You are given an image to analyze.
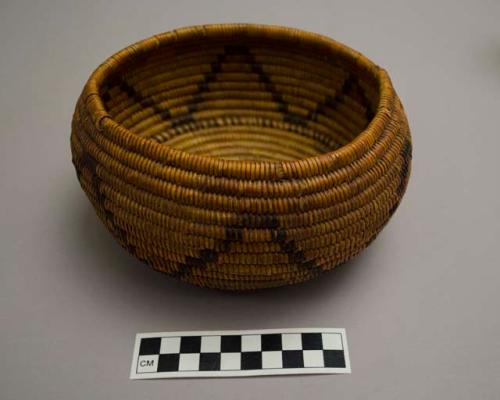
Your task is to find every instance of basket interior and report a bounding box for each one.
[101,34,379,162]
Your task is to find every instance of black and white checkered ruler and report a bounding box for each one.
[130,328,350,379]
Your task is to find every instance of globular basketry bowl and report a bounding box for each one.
[71,24,412,290]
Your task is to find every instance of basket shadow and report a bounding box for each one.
[476,39,500,77]
[69,197,380,328]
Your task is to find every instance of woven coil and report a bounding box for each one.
[71,24,412,290]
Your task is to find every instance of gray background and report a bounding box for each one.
[1,0,499,398]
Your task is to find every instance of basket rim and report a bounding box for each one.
[82,23,395,179]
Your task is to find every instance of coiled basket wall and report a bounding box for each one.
[71,24,412,290]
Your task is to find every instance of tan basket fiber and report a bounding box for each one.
[71,24,412,290]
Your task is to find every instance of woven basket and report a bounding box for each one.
[71,24,412,290]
